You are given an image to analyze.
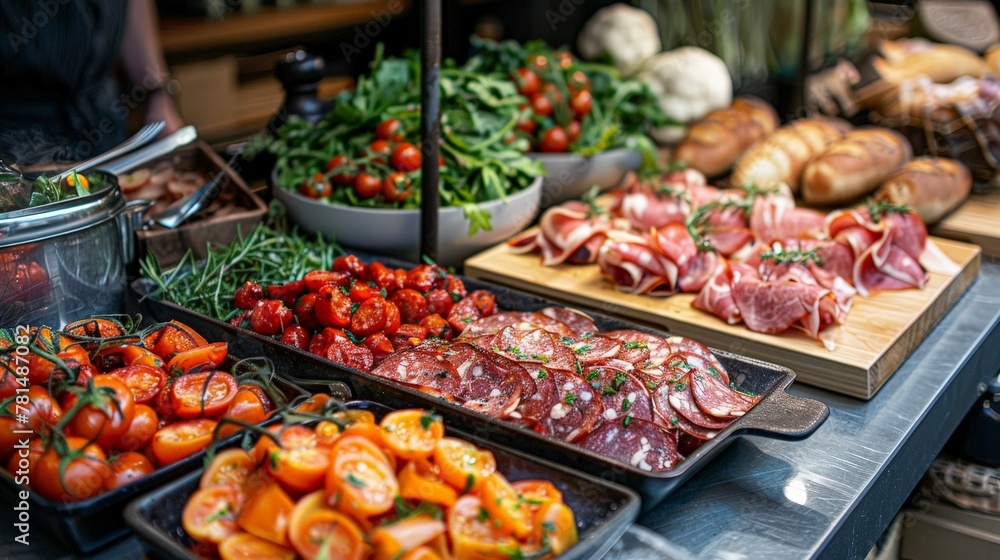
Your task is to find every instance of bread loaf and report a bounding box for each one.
[673,97,779,178]
[874,39,989,85]
[730,116,851,192]
[801,128,912,205]
[874,157,972,225]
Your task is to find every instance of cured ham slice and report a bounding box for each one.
[651,223,720,293]
[693,258,740,325]
[597,231,680,295]
[580,418,681,472]
[615,176,688,231]
[750,186,826,245]
[828,206,934,296]
[514,201,618,266]
[749,241,857,318]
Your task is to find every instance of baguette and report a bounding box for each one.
[874,39,989,85]
[801,128,912,205]
[673,97,779,178]
[730,116,851,192]
[873,157,972,225]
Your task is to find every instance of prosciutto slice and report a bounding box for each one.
[827,207,937,296]
[508,201,616,266]
[693,258,740,325]
[750,186,826,245]
[597,230,680,295]
[651,223,720,293]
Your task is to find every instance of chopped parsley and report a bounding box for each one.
[612,371,628,390]
[531,354,550,362]
[602,385,618,396]
[623,415,633,428]
[344,329,365,344]
[536,369,549,380]
[670,416,680,427]
[573,344,592,354]
[560,336,575,345]
[346,473,367,488]
[585,370,600,382]
[491,345,502,353]
[463,474,476,493]
[674,381,687,391]
[580,332,595,339]
[461,317,473,324]
[574,360,583,374]
[350,302,359,314]
[708,366,720,377]
[621,398,632,411]
[451,291,462,302]
[420,410,438,430]
[339,284,350,295]
[379,288,388,298]
[646,381,658,391]
[564,393,578,405]
[206,503,232,523]
[477,507,490,522]
[624,340,648,349]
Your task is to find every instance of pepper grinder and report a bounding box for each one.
[272,50,327,129]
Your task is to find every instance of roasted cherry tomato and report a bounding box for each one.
[315,285,353,328]
[390,142,422,172]
[250,300,293,336]
[151,418,218,466]
[170,371,239,419]
[333,255,367,279]
[267,280,306,308]
[405,264,442,292]
[424,288,454,317]
[302,270,350,293]
[420,314,453,340]
[389,288,429,324]
[143,321,208,361]
[364,332,395,363]
[539,126,569,153]
[375,117,405,142]
[366,262,397,292]
[64,317,126,338]
[63,374,136,450]
[109,363,166,405]
[390,324,429,350]
[323,331,374,372]
[382,172,412,202]
[104,451,155,491]
[292,292,322,331]
[349,281,380,303]
[32,436,111,503]
[514,67,540,96]
[165,342,229,376]
[234,281,266,310]
[351,296,389,336]
[280,325,311,351]
[353,172,382,199]
[325,154,357,185]
[117,403,159,451]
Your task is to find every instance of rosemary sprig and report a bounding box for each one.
[140,209,343,320]
[759,246,825,267]
[866,198,910,224]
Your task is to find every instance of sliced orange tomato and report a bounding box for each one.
[65,317,127,339]
[170,371,238,419]
[99,344,165,370]
[236,482,295,547]
[399,546,444,560]
[250,424,322,465]
[218,532,296,560]
[150,418,217,466]
[218,387,271,438]
[165,342,229,375]
[433,437,496,493]
[143,321,209,360]
[397,459,457,509]
[267,445,330,495]
[380,409,444,461]
[448,494,520,560]
[480,473,534,540]
[290,507,368,560]
[109,363,166,405]
[314,420,342,447]
[182,485,243,544]
[293,393,331,414]
[533,500,578,555]
[371,514,446,560]
[340,419,384,447]
[201,449,256,490]
[326,435,398,518]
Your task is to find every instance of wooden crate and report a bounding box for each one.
[933,189,1000,257]
[466,236,982,400]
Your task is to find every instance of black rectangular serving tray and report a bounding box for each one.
[125,400,640,560]
[132,266,829,509]
[0,373,308,554]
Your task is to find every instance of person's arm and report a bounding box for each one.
[120,0,184,133]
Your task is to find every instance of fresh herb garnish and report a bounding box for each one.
[564,393,578,405]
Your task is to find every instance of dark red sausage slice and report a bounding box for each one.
[459,311,577,339]
[663,342,730,385]
[539,307,598,336]
[512,365,560,435]
[580,418,681,472]
[582,364,654,424]
[651,375,728,431]
[605,329,674,367]
[370,346,461,396]
[540,369,604,442]
[690,364,758,419]
[443,343,526,418]
[489,326,577,371]
[559,334,622,366]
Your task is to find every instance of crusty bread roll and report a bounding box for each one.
[874,157,972,225]
[874,39,989,85]
[986,44,1000,76]
[673,97,779,178]
[730,116,852,192]
[801,127,913,205]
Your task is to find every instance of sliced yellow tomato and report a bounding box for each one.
[371,514,446,560]
[236,483,295,547]
[291,508,368,560]
[326,436,399,519]
[481,473,534,540]
[379,409,444,461]
[448,495,520,560]
[398,459,457,508]
[182,486,242,544]
[218,531,296,560]
[534,500,578,555]
[201,449,256,490]
[433,437,496,493]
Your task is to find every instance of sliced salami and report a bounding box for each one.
[651,386,721,441]
[663,340,730,384]
[580,418,681,472]
[539,307,598,336]
[459,312,536,338]
[690,365,759,419]
[443,343,526,418]
[663,350,730,385]
[651,376,728,430]
[512,365,561,434]
[582,364,654,424]
[558,333,622,366]
[489,326,577,371]
[540,369,604,442]
[604,329,674,367]
[371,347,461,396]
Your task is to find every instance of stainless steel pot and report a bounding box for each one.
[0,170,149,327]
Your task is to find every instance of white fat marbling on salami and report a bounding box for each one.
[371,348,461,395]
[539,369,604,442]
[583,364,654,423]
[539,307,598,335]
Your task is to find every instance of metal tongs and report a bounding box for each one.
[51,121,165,183]
[151,165,230,229]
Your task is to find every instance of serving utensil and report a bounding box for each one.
[52,121,165,183]
[101,125,198,175]
[151,152,237,229]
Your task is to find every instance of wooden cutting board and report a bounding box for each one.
[465,237,982,400]
[933,191,1000,258]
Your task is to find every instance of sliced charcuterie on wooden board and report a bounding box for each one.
[933,191,1000,258]
[465,236,981,399]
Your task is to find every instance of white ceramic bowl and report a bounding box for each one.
[530,148,642,207]
[272,175,542,266]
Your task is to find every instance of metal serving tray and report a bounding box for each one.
[132,268,829,509]
[125,400,640,560]
[0,373,307,553]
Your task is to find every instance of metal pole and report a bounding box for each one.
[795,0,815,115]
[420,0,442,263]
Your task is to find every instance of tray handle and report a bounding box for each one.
[737,390,830,440]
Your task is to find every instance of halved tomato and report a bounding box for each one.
[236,482,295,546]
[109,363,166,404]
[201,448,256,489]
[379,409,444,461]
[397,459,457,509]
[143,321,209,361]
[480,473,534,539]
[533,500,578,554]
[371,514,445,560]
[170,371,238,419]
[433,437,496,492]
[448,494,519,560]
[289,492,368,560]
[165,342,229,375]
[182,485,242,544]
[150,418,218,466]
[325,435,398,518]
[218,532,295,560]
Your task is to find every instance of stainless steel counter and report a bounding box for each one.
[4,260,1000,560]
